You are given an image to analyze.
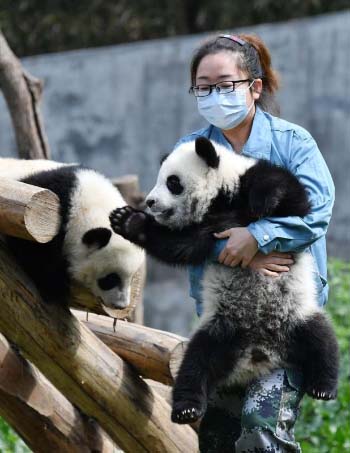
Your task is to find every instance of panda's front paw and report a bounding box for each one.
[109,206,147,244]
[171,399,206,424]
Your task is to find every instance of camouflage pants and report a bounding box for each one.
[198,368,304,453]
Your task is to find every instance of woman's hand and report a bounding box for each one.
[214,227,258,268]
[248,251,294,277]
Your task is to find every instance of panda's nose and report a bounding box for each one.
[146,199,155,208]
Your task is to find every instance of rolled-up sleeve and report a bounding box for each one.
[247,133,335,254]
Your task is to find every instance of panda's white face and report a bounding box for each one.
[71,227,144,309]
[64,169,144,309]
[146,138,255,229]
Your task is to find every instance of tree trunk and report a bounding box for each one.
[0,30,50,159]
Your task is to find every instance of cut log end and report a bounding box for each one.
[0,179,61,243]
[24,188,61,242]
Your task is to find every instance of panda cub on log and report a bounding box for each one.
[0,158,144,309]
[109,137,339,424]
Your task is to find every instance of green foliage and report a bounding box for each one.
[0,417,30,452]
[0,0,349,56]
[296,258,350,452]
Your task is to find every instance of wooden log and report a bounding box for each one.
[74,311,187,385]
[0,333,117,453]
[0,178,60,242]
[0,30,50,159]
[75,314,200,432]
[0,240,198,453]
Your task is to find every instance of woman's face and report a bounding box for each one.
[195,51,261,106]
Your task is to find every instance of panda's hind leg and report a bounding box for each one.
[288,312,339,400]
[172,316,242,424]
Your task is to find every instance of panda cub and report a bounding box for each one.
[109,137,339,424]
[0,158,144,309]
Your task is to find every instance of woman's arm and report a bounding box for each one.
[247,134,334,254]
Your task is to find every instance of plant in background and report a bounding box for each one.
[296,259,350,453]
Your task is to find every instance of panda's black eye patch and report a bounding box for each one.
[82,228,112,249]
[97,273,122,291]
[166,175,183,195]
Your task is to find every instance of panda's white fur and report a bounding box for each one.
[148,141,255,228]
[63,168,144,308]
[200,253,320,385]
[0,157,72,180]
[1,158,144,309]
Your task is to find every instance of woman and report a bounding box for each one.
[175,34,335,452]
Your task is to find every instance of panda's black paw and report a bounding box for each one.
[171,400,206,424]
[109,206,147,244]
[306,384,338,401]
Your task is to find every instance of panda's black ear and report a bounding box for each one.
[195,137,220,168]
[160,153,169,166]
[82,228,112,249]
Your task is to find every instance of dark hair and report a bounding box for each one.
[190,33,280,115]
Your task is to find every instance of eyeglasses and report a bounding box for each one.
[189,79,251,97]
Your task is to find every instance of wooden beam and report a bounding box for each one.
[0,30,50,159]
[0,178,60,242]
[74,311,187,385]
[0,333,117,453]
[75,314,200,432]
[0,240,198,452]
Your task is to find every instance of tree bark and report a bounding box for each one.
[0,178,60,242]
[0,239,198,453]
[0,333,117,453]
[0,30,50,159]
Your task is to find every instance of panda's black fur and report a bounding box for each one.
[110,137,339,425]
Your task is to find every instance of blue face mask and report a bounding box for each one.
[197,81,254,130]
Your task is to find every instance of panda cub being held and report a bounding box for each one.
[0,159,144,310]
[109,137,339,424]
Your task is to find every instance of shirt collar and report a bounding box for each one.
[208,106,272,160]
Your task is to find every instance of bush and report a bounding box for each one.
[0,0,349,56]
[0,417,30,452]
[296,258,350,452]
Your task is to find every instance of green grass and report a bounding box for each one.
[0,258,349,452]
[296,258,350,452]
[0,418,30,452]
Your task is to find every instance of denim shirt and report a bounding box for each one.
[175,107,335,314]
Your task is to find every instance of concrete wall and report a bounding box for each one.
[0,11,349,334]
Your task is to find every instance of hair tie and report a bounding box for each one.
[218,34,246,46]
